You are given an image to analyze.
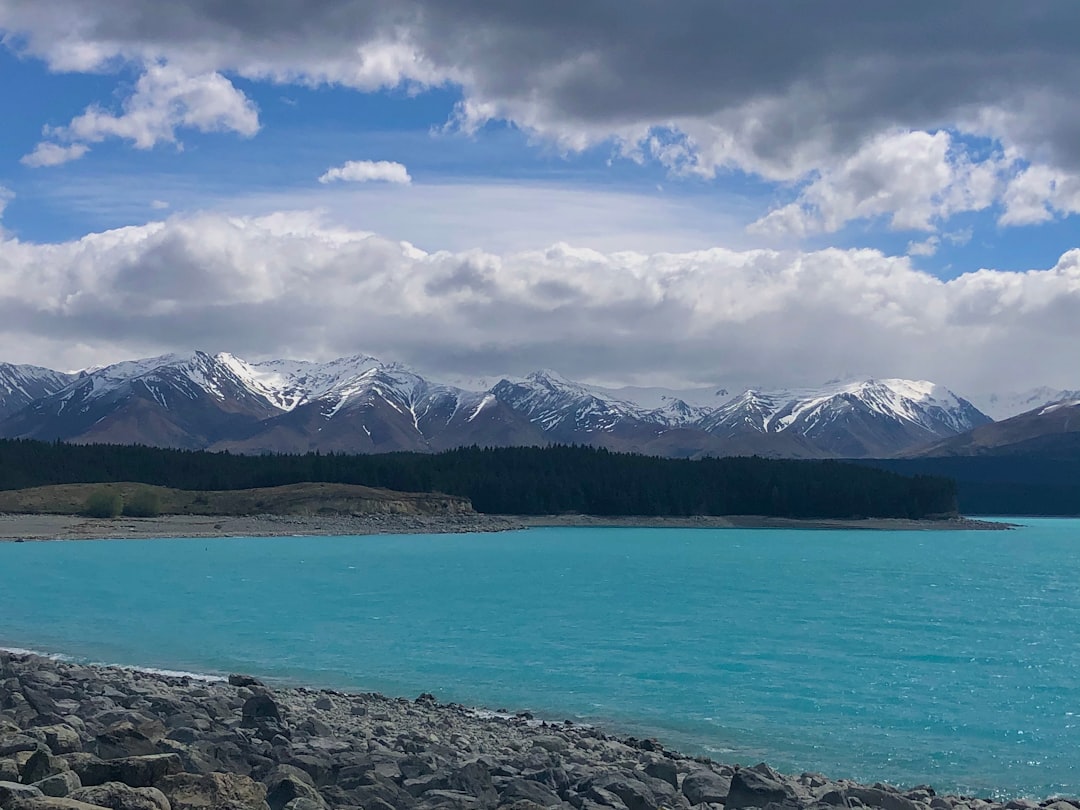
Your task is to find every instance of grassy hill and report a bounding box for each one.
[0,481,473,517]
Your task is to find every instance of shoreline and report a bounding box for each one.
[0,512,1010,541]
[0,649,1060,809]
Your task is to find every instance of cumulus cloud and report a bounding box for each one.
[24,63,259,166]
[4,1,1080,221]
[0,211,1077,393]
[318,160,411,185]
[748,131,1004,237]
[999,164,1080,226]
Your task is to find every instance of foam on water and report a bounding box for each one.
[1,520,1079,799]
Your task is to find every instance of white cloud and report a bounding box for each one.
[25,64,259,165]
[20,142,91,168]
[999,164,1080,226]
[150,199,170,210]
[907,237,940,257]
[0,186,11,220]
[748,131,1005,237]
[318,160,412,185]
[0,211,1078,393]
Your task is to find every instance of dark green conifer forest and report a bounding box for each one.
[0,439,957,519]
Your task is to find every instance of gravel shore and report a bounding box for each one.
[0,651,1058,810]
[0,514,1006,541]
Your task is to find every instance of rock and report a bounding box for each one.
[282,801,323,810]
[642,760,678,791]
[589,776,658,810]
[158,773,269,810]
[76,755,182,789]
[33,771,82,798]
[584,786,629,810]
[227,677,263,689]
[0,735,42,757]
[92,724,161,759]
[12,799,120,810]
[0,779,46,805]
[724,770,795,810]
[262,767,325,810]
[497,779,562,807]
[847,788,922,810]
[68,783,171,810]
[241,697,281,726]
[681,770,731,806]
[29,727,82,756]
[530,738,568,754]
[22,751,69,785]
[419,789,483,810]
[1,758,21,782]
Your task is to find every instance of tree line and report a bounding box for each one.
[0,439,958,519]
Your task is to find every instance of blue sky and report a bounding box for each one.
[0,2,1078,392]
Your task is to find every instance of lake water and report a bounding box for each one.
[2,520,1079,799]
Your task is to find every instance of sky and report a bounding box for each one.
[0,1,1079,395]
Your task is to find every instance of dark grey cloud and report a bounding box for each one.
[4,1,1080,176]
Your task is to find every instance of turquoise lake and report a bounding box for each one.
[2,520,1079,799]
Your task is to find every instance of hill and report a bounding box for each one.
[907,399,1080,460]
[0,481,472,518]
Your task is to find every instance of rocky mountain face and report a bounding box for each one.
[0,363,77,421]
[0,351,1001,458]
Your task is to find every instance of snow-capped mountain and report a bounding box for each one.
[969,387,1080,421]
[0,351,998,458]
[0,363,77,420]
[2,352,285,448]
[700,379,991,458]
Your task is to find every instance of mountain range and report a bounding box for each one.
[0,351,1074,459]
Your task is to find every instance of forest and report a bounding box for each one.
[0,439,958,519]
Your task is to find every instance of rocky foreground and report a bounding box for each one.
[0,652,1062,810]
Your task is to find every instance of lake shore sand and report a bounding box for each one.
[0,512,1008,541]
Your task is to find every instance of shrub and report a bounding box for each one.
[123,487,162,518]
[82,488,123,518]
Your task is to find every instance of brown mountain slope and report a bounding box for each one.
[907,399,1080,458]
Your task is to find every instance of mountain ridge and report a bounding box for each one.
[0,350,1063,459]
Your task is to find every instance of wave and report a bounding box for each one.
[0,645,225,683]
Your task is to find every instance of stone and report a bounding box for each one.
[262,767,325,810]
[590,777,658,810]
[497,779,562,806]
[227,676,263,689]
[725,770,795,810]
[29,727,82,756]
[76,755,182,789]
[158,773,269,810]
[0,779,46,805]
[0,735,42,757]
[33,771,82,798]
[281,801,323,810]
[22,750,69,785]
[530,738,568,754]
[1,758,21,782]
[642,760,678,791]
[681,770,731,805]
[419,790,482,810]
[13,799,120,810]
[241,697,281,726]
[70,782,172,810]
[847,788,922,810]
